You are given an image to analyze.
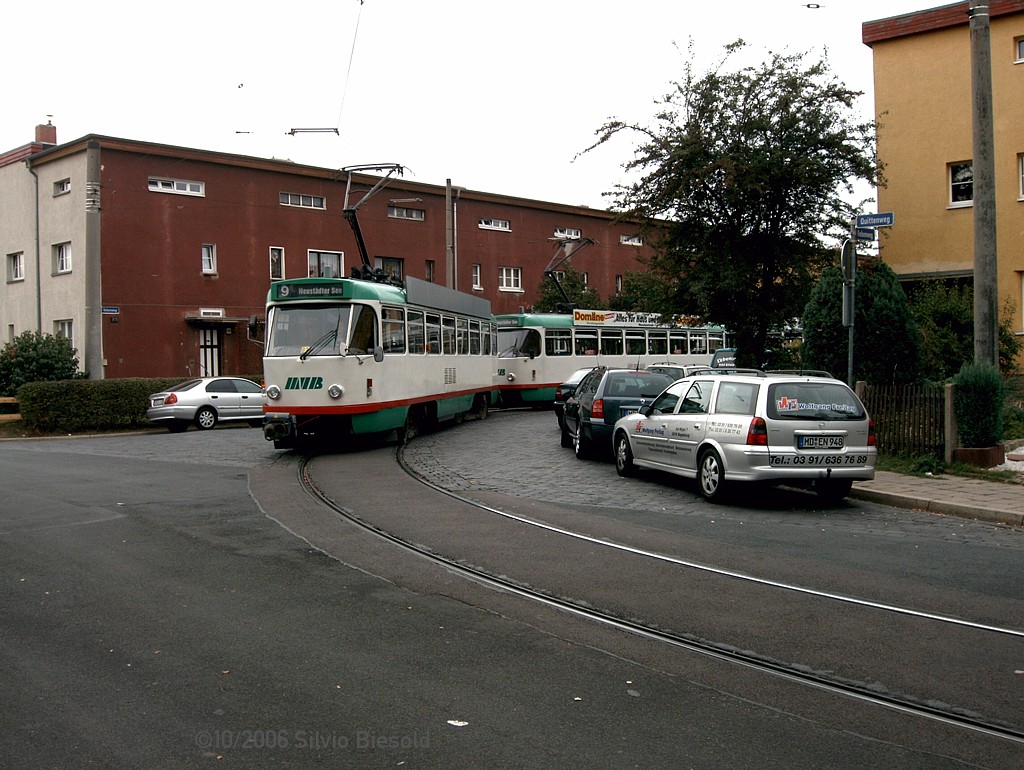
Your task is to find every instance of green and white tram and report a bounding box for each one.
[261,276,496,448]
[495,309,729,407]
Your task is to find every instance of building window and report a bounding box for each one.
[279,192,326,209]
[1015,36,1024,63]
[308,250,342,278]
[375,256,404,281]
[425,260,435,283]
[388,206,425,221]
[7,252,24,282]
[53,178,71,196]
[554,226,581,240]
[269,247,284,280]
[949,161,973,207]
[53,242,72,274]
[615,274,623,294]
[498,266,523,292]
[201,244,217,274]
[1018,155,1024,200]
[619,234,643,246]
[478,217,511,231]
[55,319,73,347]
[149,177,205,196]
[472,263,482,290]
[582,272,589,286]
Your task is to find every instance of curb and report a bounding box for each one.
[849,487,1024,527]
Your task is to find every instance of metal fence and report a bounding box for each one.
[858,383,945,457]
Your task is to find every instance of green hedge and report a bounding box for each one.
[952,363,1005,448]
[16,375,265,434]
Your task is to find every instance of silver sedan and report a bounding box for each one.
[146,377,265,432]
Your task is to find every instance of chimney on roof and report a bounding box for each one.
[35,122,57,145]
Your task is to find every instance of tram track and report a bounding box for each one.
[296,447,1024,748]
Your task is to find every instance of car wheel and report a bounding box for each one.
[560,421,573,448]
[573,424,591,460]
[167,421,189,433]
[698,448,726,502]
[815,478,853,502]
[614,432,635,477]
[194,407,218,431]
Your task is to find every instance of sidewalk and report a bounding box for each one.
[852,470,1023,527]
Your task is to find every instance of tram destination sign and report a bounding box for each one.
[856,212,894,228]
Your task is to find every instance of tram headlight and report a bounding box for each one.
[328,384,344,399]
[506,373,516,382]
[266,385,282,400]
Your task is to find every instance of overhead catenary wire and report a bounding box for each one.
[334,0,366,136]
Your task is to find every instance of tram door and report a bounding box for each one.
[199,328,221,377]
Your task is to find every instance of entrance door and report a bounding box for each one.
[199,328,221,377]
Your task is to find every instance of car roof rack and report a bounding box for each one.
[766,369,835,378]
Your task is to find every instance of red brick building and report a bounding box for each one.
[1,125,654,379]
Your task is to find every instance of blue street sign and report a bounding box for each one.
[855,227,876,242]
[856,212,894,228]
[101,306,119,315]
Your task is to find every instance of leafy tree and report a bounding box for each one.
[908,281,974,381]
[802,260,921,384]
[0,331,85,396]
[584,41,879,368]
[607,270,674,315]
[531,267,605,312]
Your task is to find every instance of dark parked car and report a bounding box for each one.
[561,367,674,459]
[553,366,597,428]
[146,377,265,432]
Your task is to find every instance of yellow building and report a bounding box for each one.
[863,0,1024,360]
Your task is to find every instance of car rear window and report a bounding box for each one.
[766,381,865,420]
[606,373,672,397]
[168,379,202,393]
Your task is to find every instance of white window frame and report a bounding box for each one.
[619,234,643,246]
[949,161,973,207]
[279,192,326,210]
[472,263,483,290]
[55,319,73,347]
[1015,36,1024,63]
[478,217,511,232]
[554,226,581,240]
[149,177,205,197]
[53,178,71,196]
[307,250,343,278]
[498,266,523,293]
[1018,155,1024,201]
[54,242,72,274]
[7,252,24,282]
[270,246,285,280]
[388,206,426,221]
[615,274,623,294]
[201,243,217,275]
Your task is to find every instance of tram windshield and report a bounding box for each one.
[266,304,377,357]
[498,328,542,358]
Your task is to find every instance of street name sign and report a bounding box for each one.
[856,212,894,228]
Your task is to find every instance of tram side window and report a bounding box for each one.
[469,320,481,354]
[408,310,426,354]
[382,307,406,354]
[425,313,441,354]
[442,316,456,354]
[648,330,668,356]
[690,332,708,356]
[707,332,725,353]
[600,329,624,356]
[487,324,496,356]
[457,318,469,354]
[575,329,598,356]
[626,330,646,356]
[545,329,572,356]
[670,331,688,355]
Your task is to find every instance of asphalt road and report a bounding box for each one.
[1,419,1021,768]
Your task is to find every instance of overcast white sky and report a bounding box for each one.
[5,0,944,209]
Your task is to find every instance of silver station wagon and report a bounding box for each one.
[612,372,876,502]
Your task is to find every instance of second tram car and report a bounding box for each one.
[495,309,729,407]
[261,276,496,448]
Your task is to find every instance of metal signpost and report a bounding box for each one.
[843,213,894,384]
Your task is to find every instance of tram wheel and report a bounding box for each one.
[473,394,489,421]
[400,408,420,445]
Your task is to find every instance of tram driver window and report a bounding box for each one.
[347,305,377,355]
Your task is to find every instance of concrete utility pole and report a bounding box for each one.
[969,0,999,367]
